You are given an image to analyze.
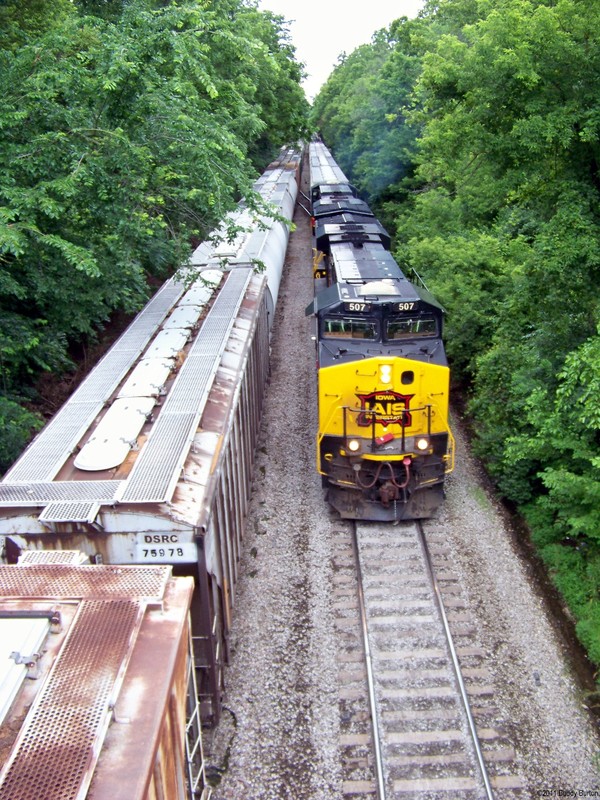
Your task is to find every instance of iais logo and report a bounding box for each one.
[356,390,415,428]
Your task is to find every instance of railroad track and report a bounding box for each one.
[333,519,526,799]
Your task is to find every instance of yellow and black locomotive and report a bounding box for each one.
[306,141,454,521]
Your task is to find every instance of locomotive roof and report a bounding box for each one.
[306,277,444,316]
[312,195,373,219]
[331,242,403,284]
[315,222,391,254]
[309,140,351,188]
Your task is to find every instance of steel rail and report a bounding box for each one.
[417,521,495,800]
[351,523,387,800]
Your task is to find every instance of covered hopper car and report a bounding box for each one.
[0,145,302,725]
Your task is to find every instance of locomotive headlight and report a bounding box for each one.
[347,439,361,452]
[379,364,392,385]
[416,437,430,451]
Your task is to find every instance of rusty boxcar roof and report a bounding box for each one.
[0,557,194,800]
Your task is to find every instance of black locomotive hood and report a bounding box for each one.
[305,283,342,316]
[317,338,448,368]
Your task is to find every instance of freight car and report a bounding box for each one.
[0,145,302,725]
[0,553,209,800]
[306,141,454,521]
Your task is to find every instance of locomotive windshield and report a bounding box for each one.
[385,316,438,340]
[322,317,378,340]
[321,314,438,341]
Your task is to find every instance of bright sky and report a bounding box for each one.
[257,0,426,100]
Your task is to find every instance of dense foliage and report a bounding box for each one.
[0,0,309,468]
[312,0,600,665]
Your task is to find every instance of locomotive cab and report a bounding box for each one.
[307,280,455,521]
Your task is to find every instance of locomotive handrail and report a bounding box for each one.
[318,401,455,474]
[444,422,456,474]
[341,403,433,453]
[428,405,455,474]
[318,401,452,455]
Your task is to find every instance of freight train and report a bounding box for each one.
[306,141,454,521]
[0,145,302,744]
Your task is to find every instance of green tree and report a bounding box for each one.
[312,19,424,202]
[0,0,308,470]
[408,0,600,660]
[242,8,310,164]
[0,0,74,49]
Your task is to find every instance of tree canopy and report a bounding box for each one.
[0,0,309,468]
[312,0,600,665]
